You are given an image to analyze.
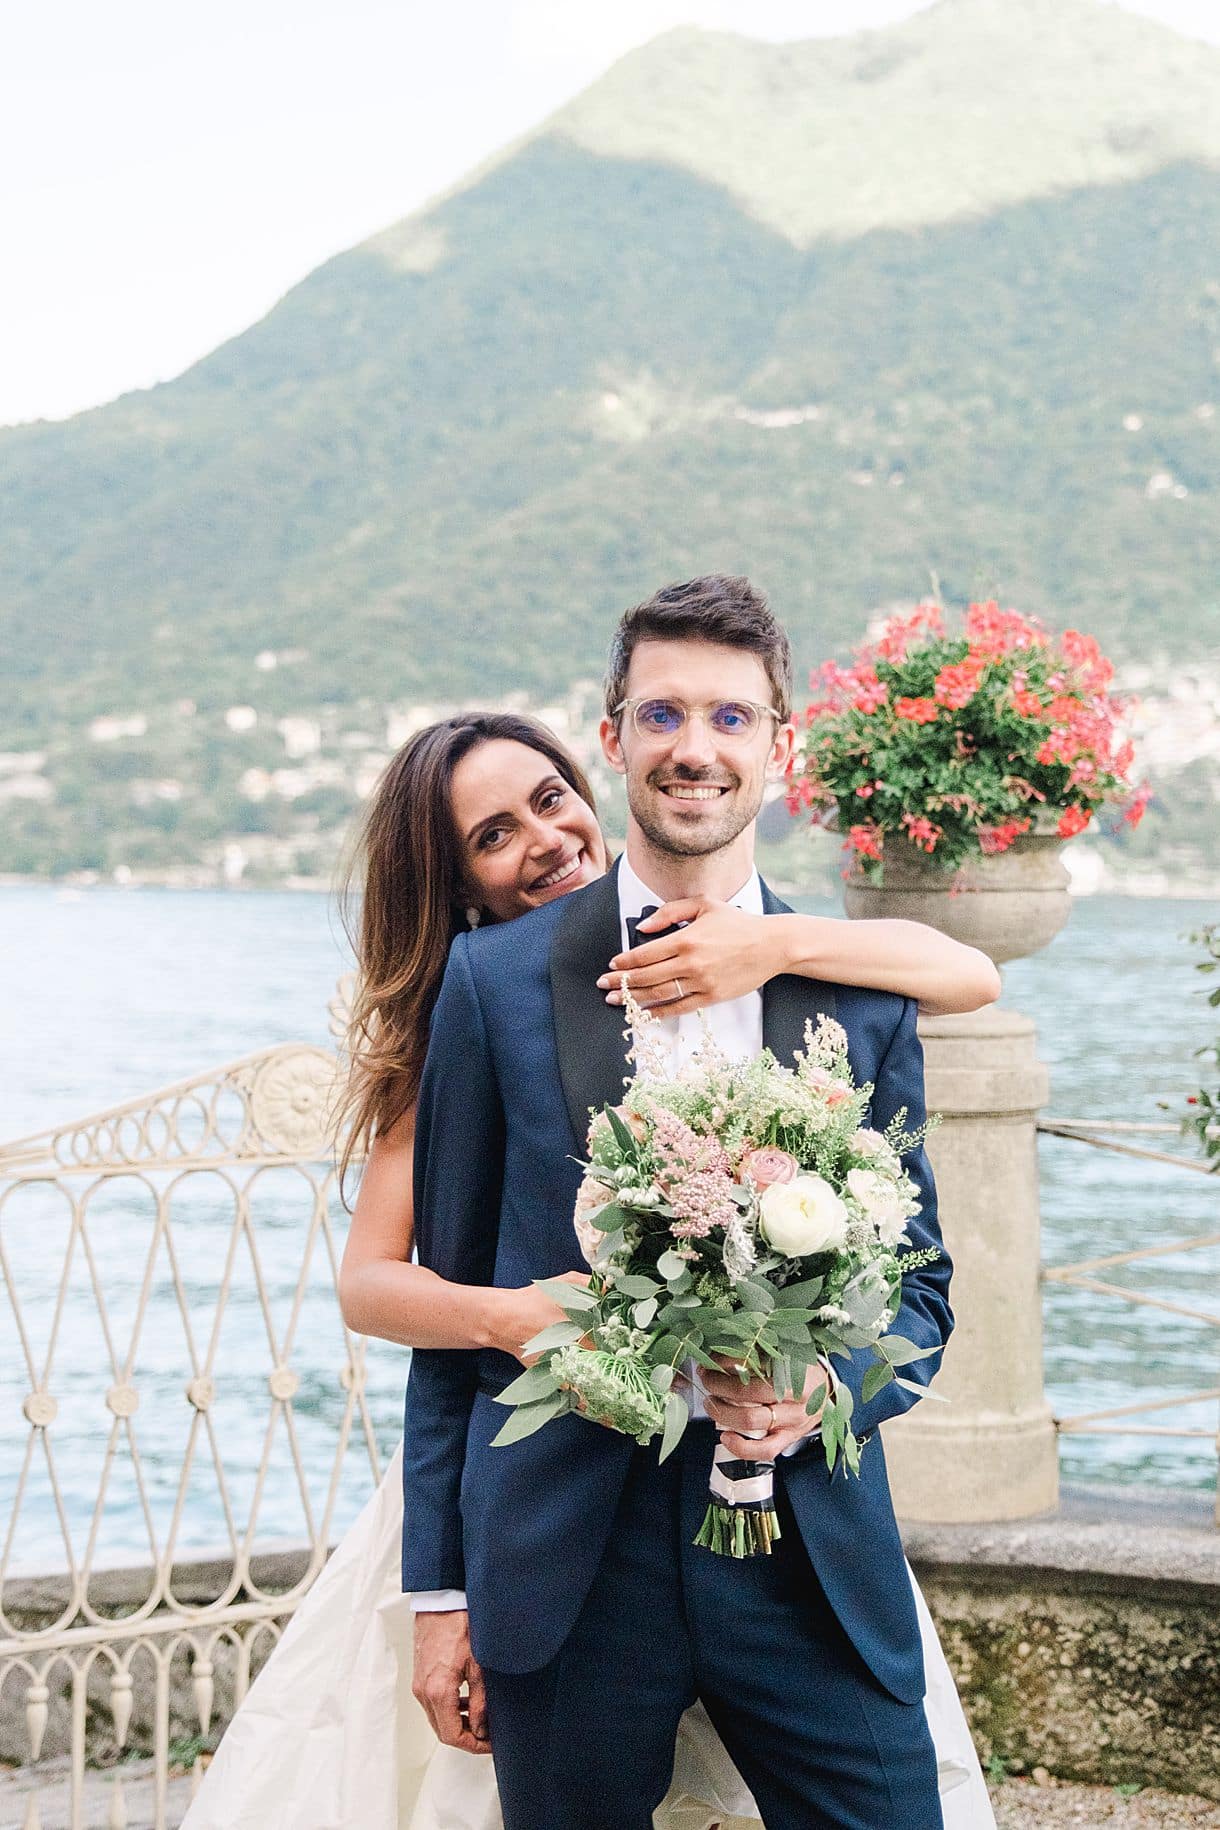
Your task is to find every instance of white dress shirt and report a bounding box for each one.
[616,855,763,1424]
[412,856,812,1613]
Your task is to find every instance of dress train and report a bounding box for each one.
[183,1447,995,1830]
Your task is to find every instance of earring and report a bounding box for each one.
[466,906,481,930]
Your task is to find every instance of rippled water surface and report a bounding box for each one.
[1,884,1215,1567]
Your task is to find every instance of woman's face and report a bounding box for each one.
[449,739,608,922]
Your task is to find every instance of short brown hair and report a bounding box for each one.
[604,574,792,723]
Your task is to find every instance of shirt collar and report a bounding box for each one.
[616,852,763,923]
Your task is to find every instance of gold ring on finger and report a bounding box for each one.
[672,977,684,1000]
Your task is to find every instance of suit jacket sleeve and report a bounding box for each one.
[400,934,505,1593]
[833,995,954,1442]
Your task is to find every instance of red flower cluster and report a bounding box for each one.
[933,660,983,710]
[894,696,940,724]
[792,598,1148,878]
[847,823,884,861]
[900,813,942,854]
[977,816,1032,856]
[963,600,1047,658]
[874,601,943,663]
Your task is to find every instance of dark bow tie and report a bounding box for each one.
[624,905,687,951]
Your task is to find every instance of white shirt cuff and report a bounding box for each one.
[409,1588,468,1612]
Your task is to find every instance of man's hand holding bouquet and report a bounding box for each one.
[492,995,943,1559]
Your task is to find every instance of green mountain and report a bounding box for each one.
[2,0,1217,884]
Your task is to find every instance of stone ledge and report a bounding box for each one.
[900,1483,1220,1598]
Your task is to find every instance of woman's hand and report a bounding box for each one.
[489,1272,590,1363]
[596,900,1002,1018]
[596,899,786,1016]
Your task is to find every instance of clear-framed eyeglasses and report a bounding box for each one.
[612,696,784,743]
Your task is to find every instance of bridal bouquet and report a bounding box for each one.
[492,1000,941,1557]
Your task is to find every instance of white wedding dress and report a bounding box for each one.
[184,1446,994,1830]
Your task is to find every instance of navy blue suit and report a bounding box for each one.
[403,864,953,1828]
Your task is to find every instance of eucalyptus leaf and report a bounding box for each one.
[650,1364,676,1392]
[657,1248,690,1281]
[632,1297,659,1329]
[895,1375,949,1400]
[767,1310,819,1342]
[658,1390,690,1463]
[878,1334,941,1366]
[649,1332,690,1365]
[534,1277,598,1311]
[493,1363,563,1406]
[737,1277,776,1312]
[616,1273,661,1298]
[832,1382,854,1422]
[591,1203,631,1233]
[862,1361,896,1405]
[490,1389,572,1447]
[521,1320,585,1356]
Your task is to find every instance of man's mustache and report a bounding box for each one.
[649,767,738,790]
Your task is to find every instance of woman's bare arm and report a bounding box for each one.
[337,1109,567,1353]
[601,902,1001,1019]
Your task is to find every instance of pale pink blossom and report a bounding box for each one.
[740,1146,799,1189]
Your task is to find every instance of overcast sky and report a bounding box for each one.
[2,0,1217,428]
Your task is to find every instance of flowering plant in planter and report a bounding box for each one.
[789,600,1150,878]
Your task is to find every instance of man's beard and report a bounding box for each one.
[626,768,763,859]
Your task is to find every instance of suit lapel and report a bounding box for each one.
[549,859,632,1152]
[760,879,838,1069]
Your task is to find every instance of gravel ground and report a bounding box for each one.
[5,1762,1219,1827]
[991,1779,1220,1827]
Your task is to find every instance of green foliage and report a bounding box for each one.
[1,10,1218,878]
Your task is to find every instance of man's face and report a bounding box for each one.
[600,638,795,859]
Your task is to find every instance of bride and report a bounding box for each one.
[185,711,999,1830]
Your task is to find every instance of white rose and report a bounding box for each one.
[846,1167,913,1245]
[759,1174,849,1257]
[856,1127,903,1171]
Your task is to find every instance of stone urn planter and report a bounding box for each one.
[843,826,1071,966]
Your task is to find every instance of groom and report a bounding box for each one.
[403,576,952,1828]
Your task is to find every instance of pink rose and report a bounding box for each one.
[740,1147,799,1189]
[825,1082,853,1107]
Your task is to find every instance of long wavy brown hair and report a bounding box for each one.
[335,713,599,1197]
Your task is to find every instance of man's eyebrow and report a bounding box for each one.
[465,775,565,844]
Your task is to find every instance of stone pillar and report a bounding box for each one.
[881,1004,1060,1521]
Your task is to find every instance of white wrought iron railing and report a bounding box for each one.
[1038,1116,1219,1524]
[0,1016,398,1829]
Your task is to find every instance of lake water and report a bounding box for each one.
[1,884,1217,1569]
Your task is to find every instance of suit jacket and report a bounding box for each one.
[401,862,953,1701]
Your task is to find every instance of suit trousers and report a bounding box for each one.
[481,1421,943,1830]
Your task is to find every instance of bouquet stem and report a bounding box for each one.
[694,1442,781,1558]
